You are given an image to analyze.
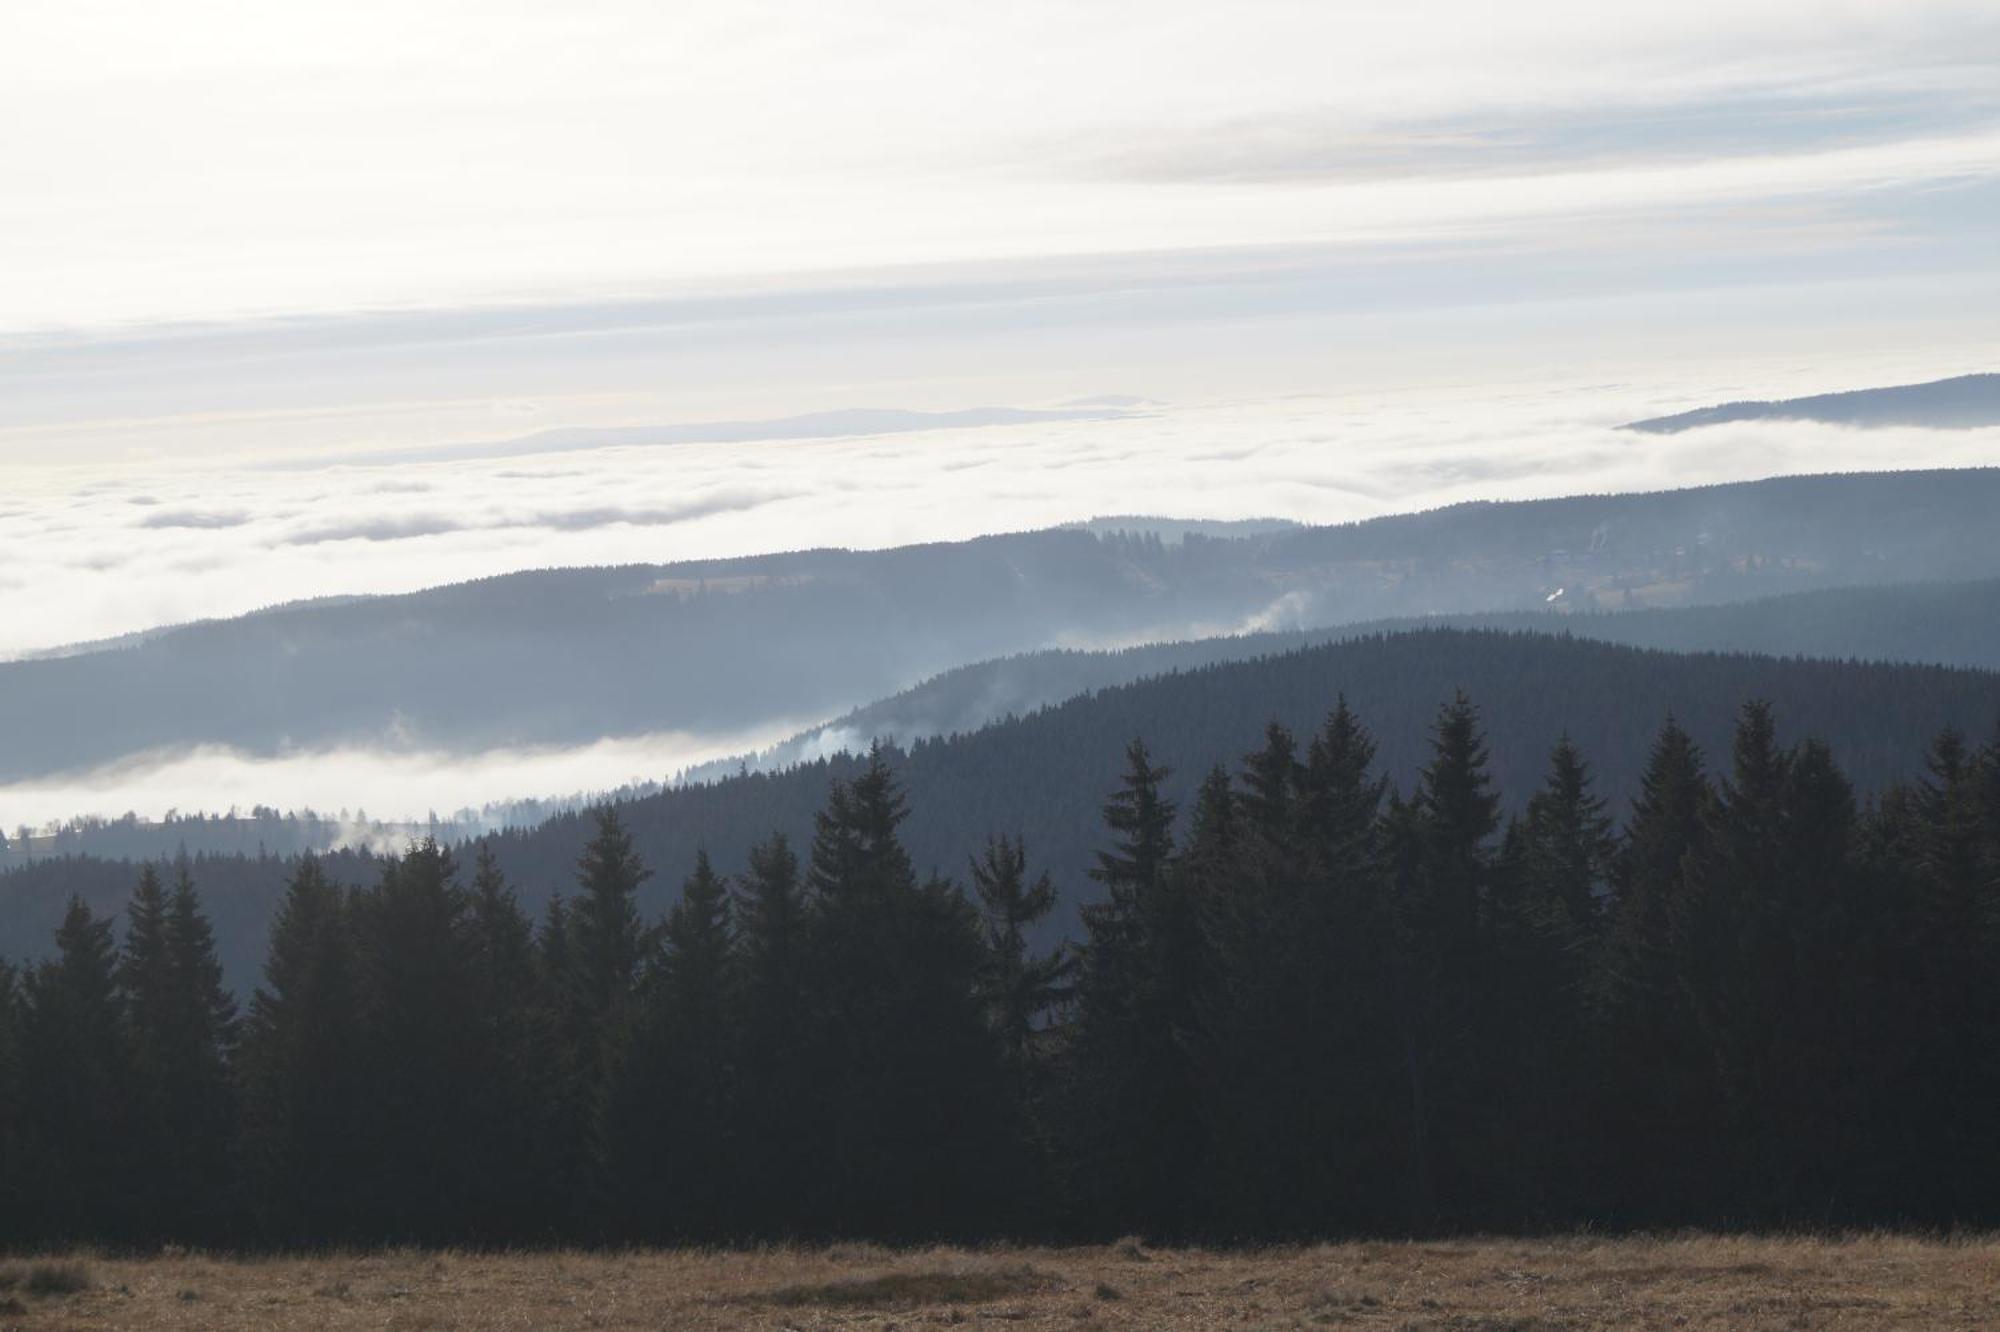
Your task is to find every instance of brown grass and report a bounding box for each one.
[0,1233,1996,1329]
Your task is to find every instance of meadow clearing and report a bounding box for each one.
[4,1232,1998,1329]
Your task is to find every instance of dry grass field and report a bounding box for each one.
[3,1233,1997,1330]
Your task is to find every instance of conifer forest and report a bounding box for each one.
[5,693,1998,1248]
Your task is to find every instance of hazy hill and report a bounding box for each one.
[23,575,2000,872]
[5,467,2000,784]
[745,577,2000,769]
[7,629,1998,989]
[1624,372,2000,433]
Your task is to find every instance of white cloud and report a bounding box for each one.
[3,0,1996,331]
[0,724,804,833]
[7,358,2000,663]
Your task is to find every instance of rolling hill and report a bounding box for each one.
[4,467,2000,785]
[1624,372,2000,433]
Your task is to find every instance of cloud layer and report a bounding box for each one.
[5,0,1997,334]
[12,366,2000,664]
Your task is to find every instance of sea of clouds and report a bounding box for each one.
[5,366,2000,829]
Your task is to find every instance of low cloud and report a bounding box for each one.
[8,376,2000,671]
[139,508,252,530]
[287,514,469,545]
[0,722,806,834]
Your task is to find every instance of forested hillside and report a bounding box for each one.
[741,577,2000,773]
[5,467,1999,783]
[6,630,1998,990]
[5,692,1998,1245]
[1625,372,2000,432]
[22,576,2000,873]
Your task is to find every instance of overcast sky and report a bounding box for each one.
[5,0,1998,467]
[8,0,1999,328]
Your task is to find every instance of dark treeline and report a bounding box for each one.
[3,694,1999,1246]
[9,630,2000,994]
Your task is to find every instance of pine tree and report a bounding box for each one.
[0,961,19,1247]
[968,832,1074,1223]
[608,849,737,1238]
[570,807,652,1026]
[970,834,1073,1065]
[735,834,806,1037]
[1594,716,1713,1221]
[1520,736,1613,940]
[558,808,656,1226]
[1484,737,1614,1219]
[1238,721,1303,842]
[1398,691,1501,1225]
[1068,738,1194,1235]
[731,832,813,1234]
[1671,700,1812,1215]
[1600,717,1710,1021]
[120,865,174,1039]
[19,897,136,1240]
[117,865,178,1236]
[141,864,239,1239]
[239,856,367,1241]
[529,888,593,1227]
[1911,731,1989,993]
[1087,738,1176,923]
[1194,701,1402,1235]
[1301,697,1386,866]
[464,843,559,1240]
[351,838,484,1240]
[803,748,1008,1237]
[1410,691,1501,948]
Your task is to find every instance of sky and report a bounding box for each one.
[3,0,1999,823]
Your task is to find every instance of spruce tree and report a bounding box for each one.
[0,961,18,1247]
[352,838,484,1240]
[732,832,813,1234]
[666,850,736,1231]
[239,856,367,1241]
[1087,738,1175,924]
[569,807,652,1026]
[969,833,1073,1065]
[557,808,656,1225]
[1302,697,1386,865]
[1672,701,1800,1213]
[608,849,736,1238]
[968,833,1074,1221]
[1399,691,1501,1224]
[119,866,174,1037]
[1594,716,1712,1221]
[531,888,594,1221]
[1485,736,1614,1218]
[803,748,1008,1237]
[1238,721,1303,842]
[1068,738,1190,1235]
[1196,701,1402,1235]
[1521,736,1613,940]
[464,843,559,1239]
[19,897,136,1240]
[118,865,178,1236]
[128,863,239,1240]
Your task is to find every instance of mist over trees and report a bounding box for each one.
[8,628,2000,993]
[4,693,1999,1245]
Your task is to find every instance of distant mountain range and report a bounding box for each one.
[1624,373,2000,433]
[5,466,2000,785]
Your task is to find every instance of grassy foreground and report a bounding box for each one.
[3,1234,1998,1329]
